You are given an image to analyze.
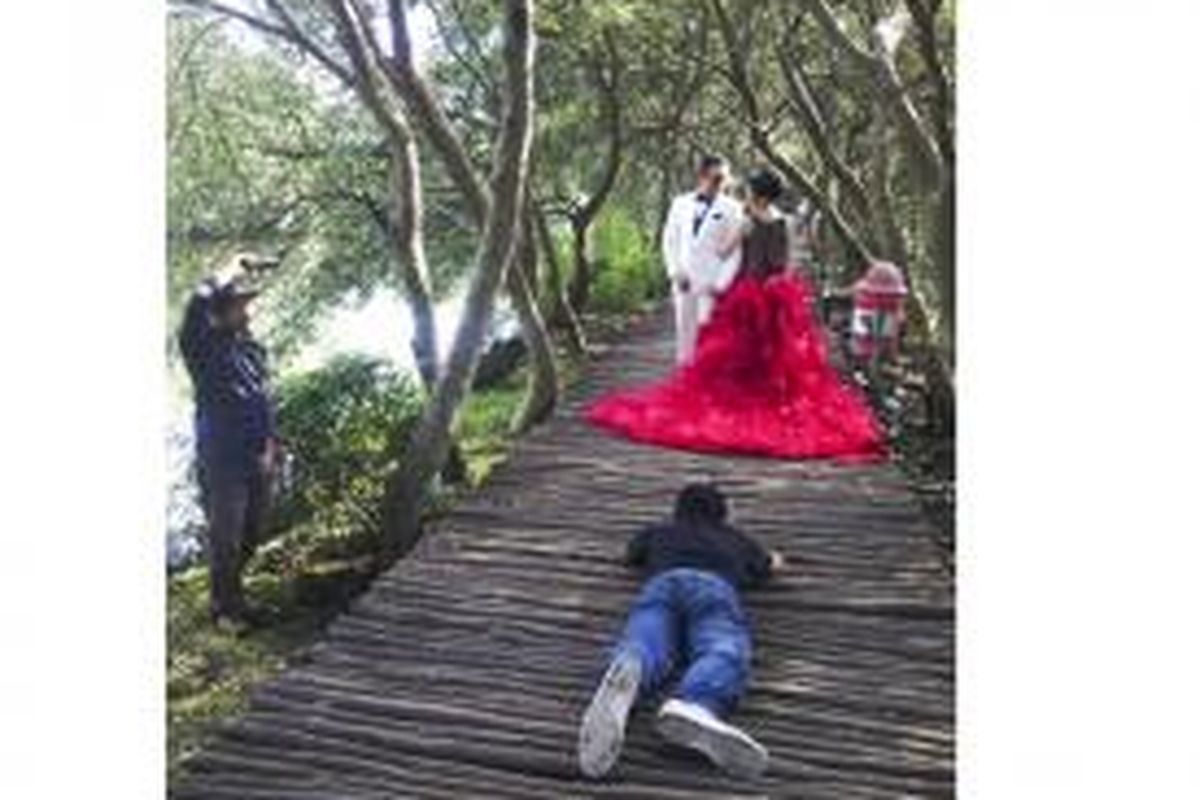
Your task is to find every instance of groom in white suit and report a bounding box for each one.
[662,155,743,364]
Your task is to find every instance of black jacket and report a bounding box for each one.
[626,518,774,591]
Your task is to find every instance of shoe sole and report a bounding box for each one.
[656,706,769,779]
[577,656,641,778]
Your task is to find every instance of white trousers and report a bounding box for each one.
[672,289,715,365]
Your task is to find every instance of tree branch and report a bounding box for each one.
[322,0,415,150]
[378,0,490,224]
[382,0,536,556]
[710,0,872,266]
[426,0,501,113]
[575,28,624,225]
[775,32,874,233]
[805,0,876,70]
[903,0,954,164]
[263,0,356,88]
[173,0,354,89]
[805,0,944,187]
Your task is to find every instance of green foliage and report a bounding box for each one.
[168,15,383,356]
[167,13,477,365]
[454,368,526,483]
[167,541,377,781]
[165,0,957,779]
[273,354,424,536]
[590,207,665,312]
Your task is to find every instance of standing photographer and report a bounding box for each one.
[178,252,279,628]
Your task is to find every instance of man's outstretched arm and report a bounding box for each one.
[739,527,784,588]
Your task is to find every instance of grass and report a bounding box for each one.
[166,540,377,781]
[167,368,530,781]
[454,368,527,484]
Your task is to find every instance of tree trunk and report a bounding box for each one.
[931,172,955,368]
[382,0,565,420]
[866,115,908,270]
[506,212,558,432]
[386,139,439,391]
[321,0,473,488]
[385,140,469,483]
[314,1,441,388]
[563,30,623,316]
[566,219,592,312]
[533,203,587,355]
[381,0,535,559]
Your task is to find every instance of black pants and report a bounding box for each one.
[198,451,271,619]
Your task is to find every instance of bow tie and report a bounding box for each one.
[696,193,716,204]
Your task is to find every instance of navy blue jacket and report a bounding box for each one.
[179,281,276,473]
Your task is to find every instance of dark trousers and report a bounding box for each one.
[612,567,752,717]
[198,448,271,618]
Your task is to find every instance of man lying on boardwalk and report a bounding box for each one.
[578,483,783,779]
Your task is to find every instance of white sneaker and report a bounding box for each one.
[655,698,769,779]
[578,651,642,778]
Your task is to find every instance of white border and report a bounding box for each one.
[2,1,1200,797]
[0,2,165,797]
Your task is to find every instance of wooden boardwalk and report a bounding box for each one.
[174,309,954,799]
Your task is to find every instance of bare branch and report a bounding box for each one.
[173,0,289,40]
[322,0,414,150]
[426,0,501,112]
[378,0,490,224]
[903,0,954,163]
[775,32,874,231]
[804,0,875,69]
[173,0,354,89]
[710,0,873,266]
[805,0,945,187]
[575,28,624,225]
[263,0,355,88]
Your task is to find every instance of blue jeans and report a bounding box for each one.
[613,568,752,717]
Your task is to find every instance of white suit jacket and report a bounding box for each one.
[662,192,743,294]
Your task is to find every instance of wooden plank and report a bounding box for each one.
[173,307,954,798]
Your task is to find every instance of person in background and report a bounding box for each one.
[179,252,279,629]
[660,154,744,364]
[577,484,783,780]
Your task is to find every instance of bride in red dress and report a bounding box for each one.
[586,168,884,461]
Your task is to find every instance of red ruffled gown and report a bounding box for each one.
[586,216,884,461]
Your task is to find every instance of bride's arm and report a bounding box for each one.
[715,214,751,259]
[710,213,749,294]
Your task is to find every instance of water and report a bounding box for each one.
[166,287,518,570]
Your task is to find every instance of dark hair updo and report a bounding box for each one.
[746,168,784,204]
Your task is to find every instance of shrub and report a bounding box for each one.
[272,354,423,538]
[590,206,665,312]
